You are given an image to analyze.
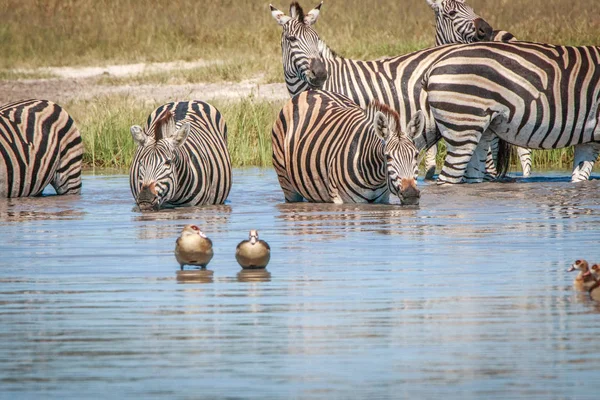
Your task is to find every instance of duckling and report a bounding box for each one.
[567,259,596,291]
[589,280,600,302]
[175,225,213,270]
[235,230,270,269]
[591,264,600,281]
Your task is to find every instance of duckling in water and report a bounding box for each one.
[589,280,600,302]
[235,230,270,269]
[591,264,600,281]
[567,259,596,291]
[175,225,213,270]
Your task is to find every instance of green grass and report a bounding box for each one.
[70,95,595,173]
[68,96,282,169]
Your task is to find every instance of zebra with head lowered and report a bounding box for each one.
[0,99,83,197]
[422,41,600,184]
[425,0,533,179]
[272,90,425,205]
[129,101,231,211]
[269,1,495,182]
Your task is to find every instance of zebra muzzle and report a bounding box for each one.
[399,178,420,205]
[473,18,493,41]
[308,57,327,88]
[137,184,159,211]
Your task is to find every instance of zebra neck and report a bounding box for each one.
[318,40,339,61]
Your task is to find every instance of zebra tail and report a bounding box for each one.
[495,138,512,179]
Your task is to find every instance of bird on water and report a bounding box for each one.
[175,225,213,270]
[235,230,270,269]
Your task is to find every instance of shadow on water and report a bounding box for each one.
[0,195,86,222]
[176,269,214,284]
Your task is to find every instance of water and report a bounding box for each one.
[1,169,600,399]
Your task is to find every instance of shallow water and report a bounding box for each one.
[1,169,600,399]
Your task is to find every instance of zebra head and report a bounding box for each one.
[129,111,190,211]
[270,2,328,95]
[373,105,425,206]
[426,0,493,45]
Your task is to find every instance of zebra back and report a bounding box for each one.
[0,99,82,197]
[130,101,231,209]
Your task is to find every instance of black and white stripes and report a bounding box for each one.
[423,41,600,183]
[0,99,83,197]
[129,101,232,210]
[272,90,424,204]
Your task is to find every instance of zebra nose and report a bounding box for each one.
[308,57,327,87]
[137,183,159,211]
[400,178,420,205]
[473,18,493,41]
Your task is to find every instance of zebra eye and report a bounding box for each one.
[286,35,298,42]
[164,159,172,167]
[447,10,457,17]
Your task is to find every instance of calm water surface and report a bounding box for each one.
[1,169,600,399]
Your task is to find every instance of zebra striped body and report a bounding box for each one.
[270,2,492,178]
[129,101,231,211]
[0,99,82,197]
[425,0,534,179]
[423,41,600,183]
[272,90,424,205]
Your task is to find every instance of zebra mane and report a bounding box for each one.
[153,110,176,142]
[366,101,401,135]
[289,2,305,23]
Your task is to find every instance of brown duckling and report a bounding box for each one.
[591,264,600,281]
[235,230,270,269]
[589,280,600,302]
[175,225,213,270]
[567,259,596,291]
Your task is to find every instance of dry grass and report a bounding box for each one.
[3,0,600,71]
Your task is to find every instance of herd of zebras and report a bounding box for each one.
[2,0,600,209]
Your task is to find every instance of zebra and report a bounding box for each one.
[272,89,425,205]
[129,101,231,211]
[425,0,533,179]
[422,41,600,184]
[269,2,493,180]
[0,99,83,198]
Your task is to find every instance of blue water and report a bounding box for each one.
[1,169,600,399]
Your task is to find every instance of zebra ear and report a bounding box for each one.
[170,122,191,147]
[130,125,148,147]
[426,0,443,10]
[270,4,292,25]
[304,2,323,26]
[406,111,425,143]
[374,112,391,141]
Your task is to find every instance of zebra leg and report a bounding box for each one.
[437,130,483,185]
[424,145,437,180]
[464,130,494,183]
[571,143,600,182]
[484,135,499,180]
[517,147,532,177]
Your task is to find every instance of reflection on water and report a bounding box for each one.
[176,269,214,284]
[1,169,600,399]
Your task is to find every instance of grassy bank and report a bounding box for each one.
[3,0,600,73]
[68,96,281,169]
[70,96,591,173]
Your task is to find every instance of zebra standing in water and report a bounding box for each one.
[422,41,600,184]
[0,99,83,197]
[129,101,231,211]
[425,0,533,179]
[269,1,495,181]
[272,90,424,204]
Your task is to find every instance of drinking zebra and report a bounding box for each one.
[0,99,83,197]
[129,101,231,211]
[272,90,425,205]
[270,1,497,182]
[422,41,600,184]
[425,0,533,178]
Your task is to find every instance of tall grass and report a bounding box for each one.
[68,96,281,169]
